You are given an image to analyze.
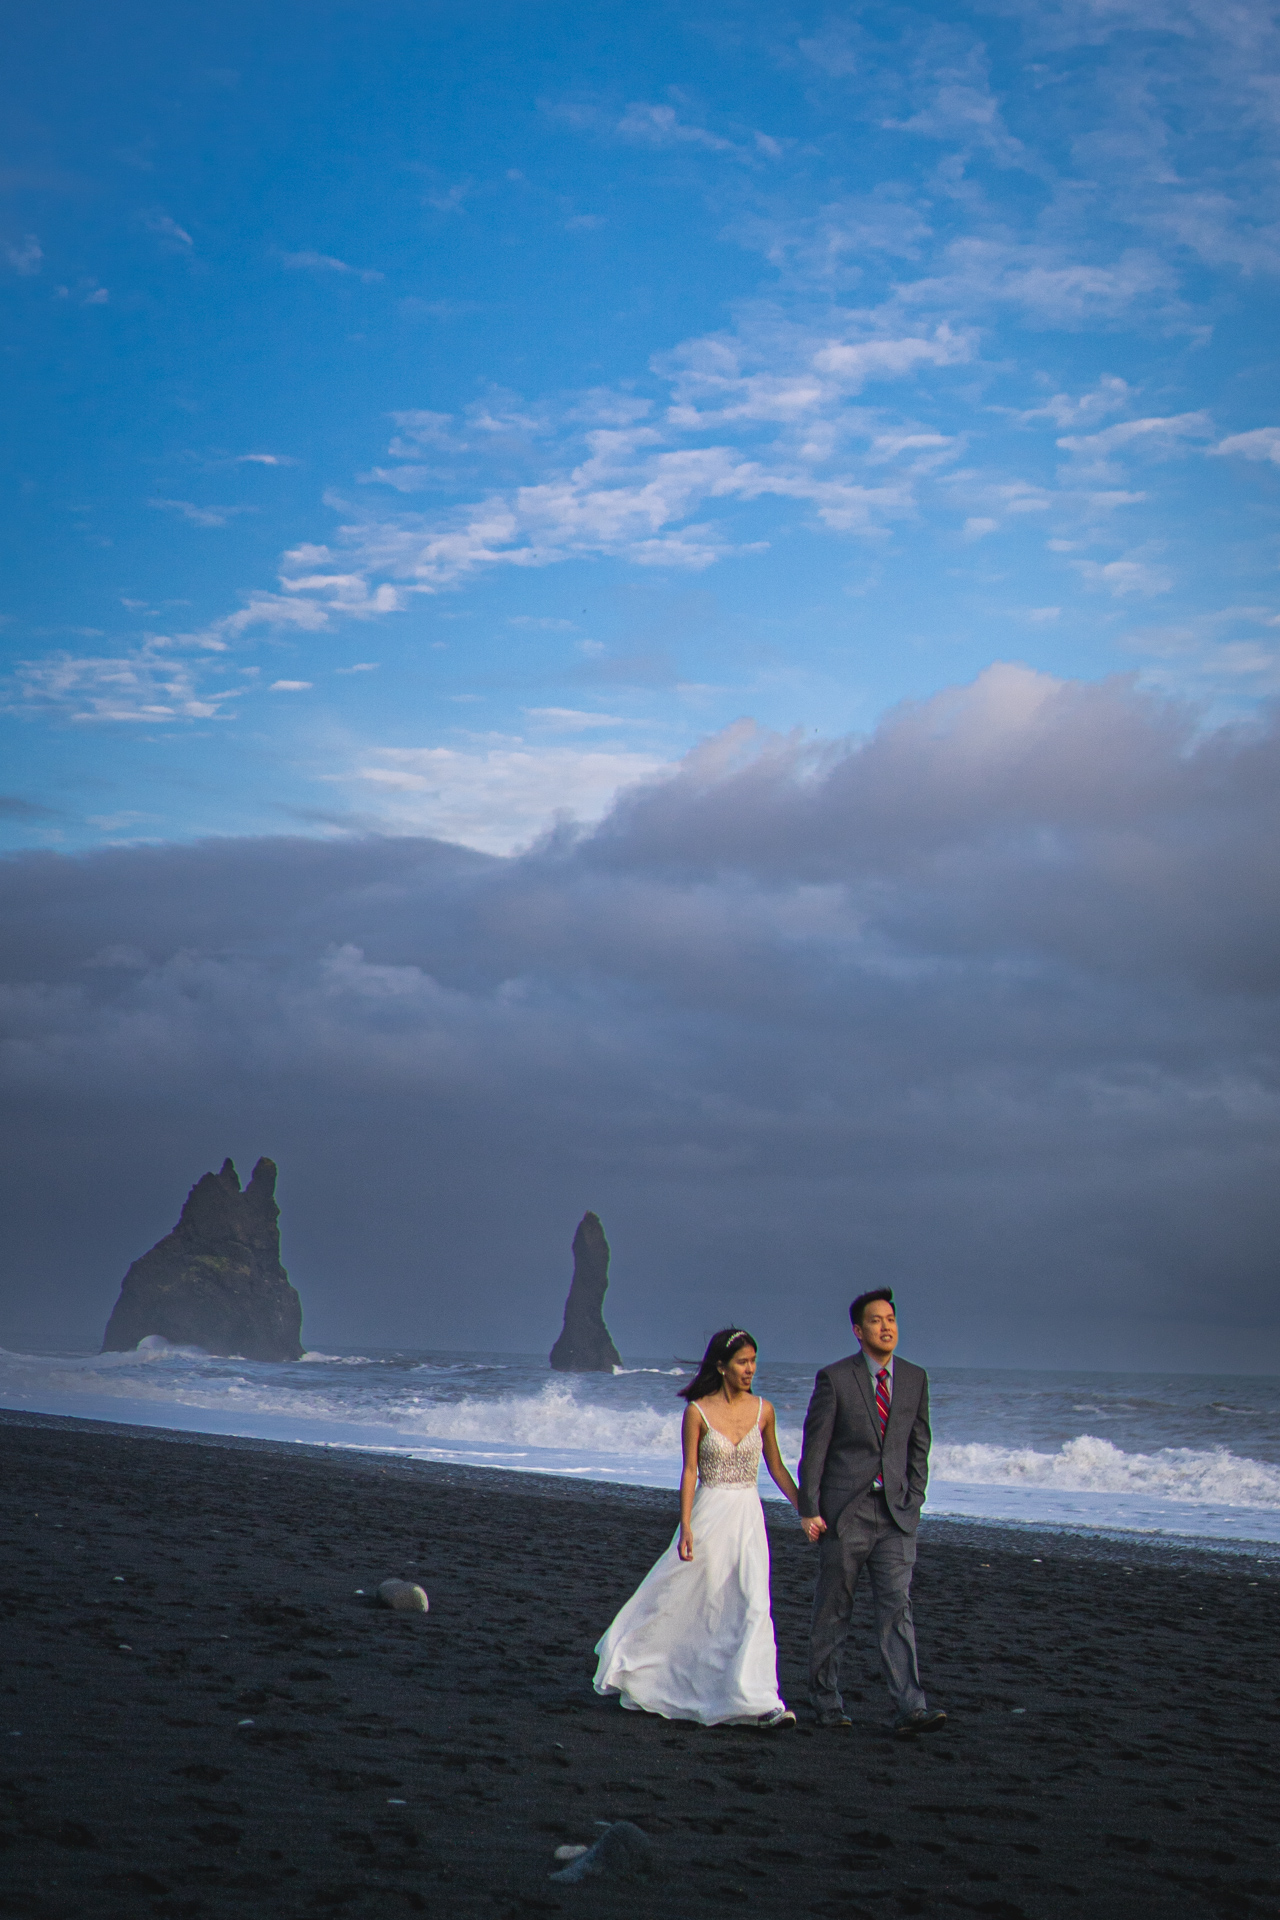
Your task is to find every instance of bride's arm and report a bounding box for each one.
[678,1404,701,1560]
[760,1400,802,1511]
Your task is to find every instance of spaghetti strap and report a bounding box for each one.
[755,1397,763,1430]
[693,1402,710,1429]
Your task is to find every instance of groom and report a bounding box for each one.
[797,1289,946,1736]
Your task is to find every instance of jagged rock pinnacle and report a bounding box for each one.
[549,1211,622,1373]
[101,1156,303,1362]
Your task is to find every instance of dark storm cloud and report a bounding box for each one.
[1,666,1276,1369]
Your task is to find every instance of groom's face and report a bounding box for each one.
[856,1300,898,1357]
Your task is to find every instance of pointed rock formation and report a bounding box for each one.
[101,1157,303,1362]
[549,1211,622,1372]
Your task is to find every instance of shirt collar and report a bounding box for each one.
[860,1347,893,1378]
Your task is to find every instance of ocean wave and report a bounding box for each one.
[0,1352,687,1456]
[0,1338,220,1370]
[392,1382,683,1455]
[932,1436,1280,1509]
[2,1346,1277,1517]
[409,1361,513,1375]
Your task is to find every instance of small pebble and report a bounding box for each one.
[554,1845,589,1862]
[237,1718,255,1727]
[387,1798,406,1806]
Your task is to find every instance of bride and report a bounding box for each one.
[593,1328,802,1728]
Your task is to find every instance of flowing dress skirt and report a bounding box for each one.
[592,1483,786,1726]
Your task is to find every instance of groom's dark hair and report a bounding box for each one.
[850,1288,894,1328]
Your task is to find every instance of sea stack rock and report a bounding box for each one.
[549,1211,622,1372]
[101,1157,303,1362]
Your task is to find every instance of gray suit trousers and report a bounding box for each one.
[808,1488,927,1717]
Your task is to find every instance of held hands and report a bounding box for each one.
[800,1515,827,1543]
[678,1525,695,1562]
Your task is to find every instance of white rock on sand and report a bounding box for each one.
[377,1579,429,1612]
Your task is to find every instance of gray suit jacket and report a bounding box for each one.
[797,1353,931,1536]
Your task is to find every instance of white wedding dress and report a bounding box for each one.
[592,1400,788,1726]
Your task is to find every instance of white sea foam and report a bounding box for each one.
[394,1382,683,1454]
[2,1344,1278,1541]
[931,1437,1280,1508]
[0,1350,686,1463]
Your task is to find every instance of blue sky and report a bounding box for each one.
[3,0,1279,854]
[1,1,1279,1363]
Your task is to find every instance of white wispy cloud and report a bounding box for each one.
[347,740,672,852]
[320,408,925,595]
[523,707,633,730]
[544,96,763,159]
[1056,412,1215,458]
[942,472,1054,535]
[2,581,351,721]
[885,36,1030,169]
[1014,378,1136,430]
[1074,554,1174,598]
[5,235,42,276]
[615,101,738,153]
[141,211,193,250]
[422,179,471,214]
[278,558,403,615]
[7,640,236,723]
[897,239,1178,324]
[735,193,933,283]
[210,591,333,642]
[148,498,258,529]
[1212,427,1280,466]
[279,250,385,284]
[661,320,970,427]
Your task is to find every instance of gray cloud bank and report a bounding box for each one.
[1,665,1276,1370]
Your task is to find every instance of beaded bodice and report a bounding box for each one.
[696,1403,763,1489]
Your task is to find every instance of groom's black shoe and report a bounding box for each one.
[815,1710,852,1728]
[893,1708,947,1738]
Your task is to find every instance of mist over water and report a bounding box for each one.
[2,1344,1278,1544]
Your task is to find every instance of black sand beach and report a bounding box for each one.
[2,1411,1278,1920]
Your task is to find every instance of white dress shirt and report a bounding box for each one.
[861,1347,894,1395]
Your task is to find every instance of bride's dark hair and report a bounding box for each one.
[678,1327,758,1403]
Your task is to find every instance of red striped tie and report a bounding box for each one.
[875,1368,890,1436]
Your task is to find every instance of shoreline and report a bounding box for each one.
[2,1411,1278,1920]
[3,1401,1278,1566]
